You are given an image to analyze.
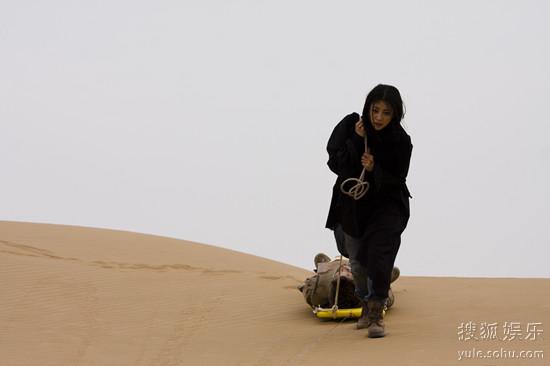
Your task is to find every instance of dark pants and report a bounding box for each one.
[337,201,408,301]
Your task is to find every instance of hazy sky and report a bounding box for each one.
[2,1,549,277]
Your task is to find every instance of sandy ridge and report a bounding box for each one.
[1,221,548,366]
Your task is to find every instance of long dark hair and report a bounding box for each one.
[361,84,405,126]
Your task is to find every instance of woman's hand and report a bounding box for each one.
[355,119,365,137]
[361,149,374,172]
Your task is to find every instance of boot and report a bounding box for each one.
[356,300,369,330]
[314,253,331,270]
[366,298,386,338]
[386,288,395,309]
[390,267,400,283]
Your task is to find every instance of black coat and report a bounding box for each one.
[325,112,413,239]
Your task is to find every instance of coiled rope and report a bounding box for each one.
[339,132,370,200]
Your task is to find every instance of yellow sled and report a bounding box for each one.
[313,306,386,320]
[311,256,387,320]
[313,306,362,319]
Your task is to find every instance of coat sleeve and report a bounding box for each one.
[372,134,412,193]
[326,113,365,176]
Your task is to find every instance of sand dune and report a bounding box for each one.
[1,221,548,365]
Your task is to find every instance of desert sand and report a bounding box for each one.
[1,221,548,365]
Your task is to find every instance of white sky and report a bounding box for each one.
[1,1,549,277]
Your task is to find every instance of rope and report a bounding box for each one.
[340,132,370,200]
[330,255,344,316]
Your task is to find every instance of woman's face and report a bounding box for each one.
[370,100,393,131]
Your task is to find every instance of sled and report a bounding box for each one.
[313,306,362,319]
[313,305,386,320]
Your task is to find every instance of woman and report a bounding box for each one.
[325,84,412,338]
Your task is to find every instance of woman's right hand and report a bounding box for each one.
[361,149,374,172]
[355,118,365,137]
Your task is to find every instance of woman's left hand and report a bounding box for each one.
[361,149,374,172]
